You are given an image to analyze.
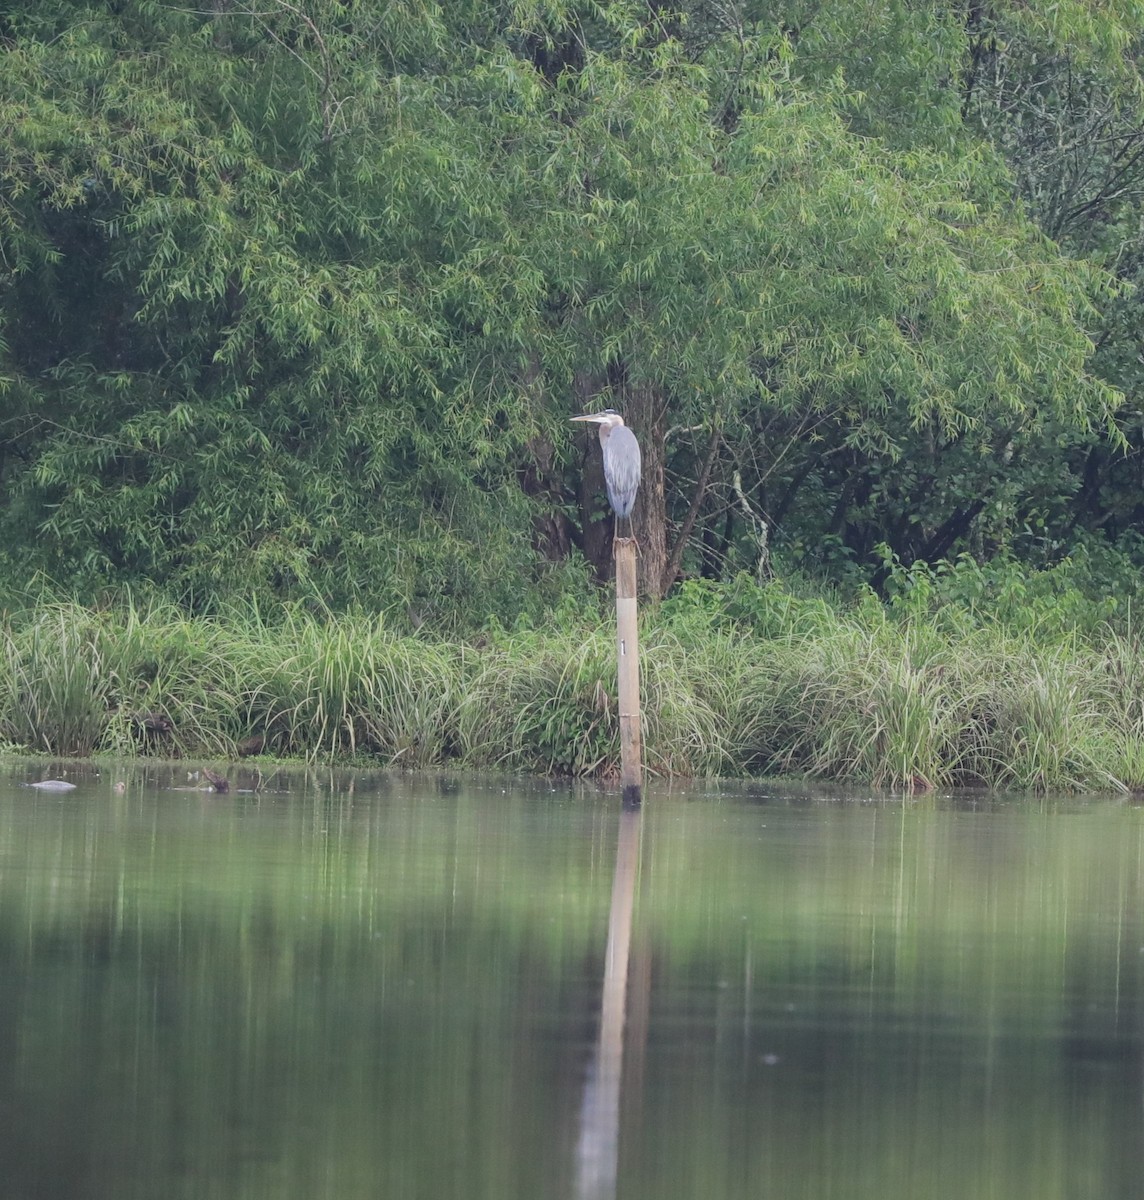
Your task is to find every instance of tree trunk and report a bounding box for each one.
[515,354,576,562]
[519,432,574,562]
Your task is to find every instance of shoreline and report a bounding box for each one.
[2,595,1143,794]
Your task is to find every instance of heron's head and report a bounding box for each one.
[569,408,626,430]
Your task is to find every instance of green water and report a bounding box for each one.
[0,762,1140,1200]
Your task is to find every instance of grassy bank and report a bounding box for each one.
[2,570,1144,792]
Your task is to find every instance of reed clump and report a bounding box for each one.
[0,604,112,756]
[456,626,735,777]
[731,625,1118,793]
[742,624,965,791]
[4,575,1144,792]
[226,610,463,766]
[0,600,465,767]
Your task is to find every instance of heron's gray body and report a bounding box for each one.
[569,409,642,532]
[601,424,640,519]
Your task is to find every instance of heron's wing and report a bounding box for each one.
[602,427,641,518]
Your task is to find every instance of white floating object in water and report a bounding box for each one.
[26,780,77,792]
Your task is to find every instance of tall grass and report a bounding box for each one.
[739,626,1119,793]
[0,601,464,767]
[4,585,1144,792]
[457,627,737,777]
[0,605,111,755]
[751,624,966,791]
[237,610,462,765]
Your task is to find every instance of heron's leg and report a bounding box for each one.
[613,516,640,556]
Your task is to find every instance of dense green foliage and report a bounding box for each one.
[2,1,1144,620]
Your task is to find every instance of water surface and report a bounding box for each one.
[0,762,1140,1199]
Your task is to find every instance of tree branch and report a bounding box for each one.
[661,421,721,593]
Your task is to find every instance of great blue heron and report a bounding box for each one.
[570,409,641,539]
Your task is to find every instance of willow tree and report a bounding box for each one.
[511,4,1123,594]
[0,0,1134,618]
[0,1,564,620]
[618,0,1142,585]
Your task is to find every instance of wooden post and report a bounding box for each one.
[614,538,642,808]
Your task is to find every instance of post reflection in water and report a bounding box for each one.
[575,801,646,1200]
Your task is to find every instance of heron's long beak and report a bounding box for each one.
[569,413,605,423]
